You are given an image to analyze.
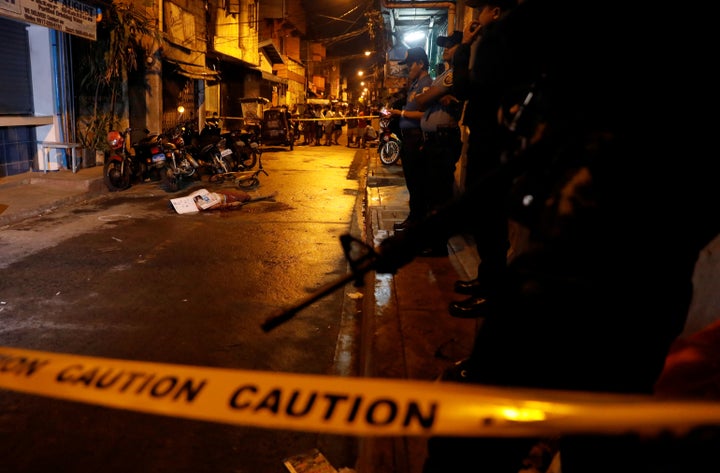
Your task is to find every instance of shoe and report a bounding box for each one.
[454,278,482,295]
[437,358,474,382]
[419,246,448,257]
[448,296,493,319]
[393,218,416,231]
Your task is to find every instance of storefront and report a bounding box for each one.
[0,1,98,176]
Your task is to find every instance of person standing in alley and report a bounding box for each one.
[413,31,465,256]
[346,104,359,147]
[301,105,315,145]
[389,47,433,232]
[446,0,517,318]
[356,107,368,148]
[323,105,335,146]
[313,104,324,146]
[332,103,344,145]
[405,0,720,471]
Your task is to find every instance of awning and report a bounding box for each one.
[165,59,222,81]
[259,40,285,65]
[261,71,288,85]
[238,97,271,105]
[306,98,330,105]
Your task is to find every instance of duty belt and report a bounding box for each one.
[423,126,460,144]
[401,128,423,139]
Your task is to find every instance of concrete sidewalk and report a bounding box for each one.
[357,147,720,473]
[358,149,481,473]
[0,165,107,228]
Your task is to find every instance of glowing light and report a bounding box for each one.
[499,407,546,422]
[403,30,426,44]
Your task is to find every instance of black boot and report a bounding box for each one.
[393,216,420,232]
[420,244,449,257]
[454,278,482,295]
[448,295,495,319]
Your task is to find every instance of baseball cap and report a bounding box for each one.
[398,47,429,67]
[465,0,515,10]
[437,31,463,48]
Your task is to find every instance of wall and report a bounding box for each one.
[211,1,260,67]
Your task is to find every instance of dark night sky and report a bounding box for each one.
[302,0,386,97]
[303,0,381,62]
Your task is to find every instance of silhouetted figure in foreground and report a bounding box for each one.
[375,0,720,471]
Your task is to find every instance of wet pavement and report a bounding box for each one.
[359,150,720,472]
[358,150,480,473]
[2,150,720,473]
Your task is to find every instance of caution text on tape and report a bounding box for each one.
[1,346,719,438]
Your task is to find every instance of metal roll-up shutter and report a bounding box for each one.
[0,17,33,115]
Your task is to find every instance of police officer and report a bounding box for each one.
[414,31,464,256]
[447,0,517,318]
[388,47,433,231]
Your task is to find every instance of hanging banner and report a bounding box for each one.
[0,0,97,41]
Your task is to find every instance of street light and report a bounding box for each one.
[403,30,426,45]
[354,66,379,106]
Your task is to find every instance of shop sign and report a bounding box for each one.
[0,0,97,41]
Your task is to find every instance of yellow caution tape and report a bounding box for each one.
[293,115,380,121]
[1,346,719,437]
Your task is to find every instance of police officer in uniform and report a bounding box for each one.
[389,47,434,231]
[414,31,464,256]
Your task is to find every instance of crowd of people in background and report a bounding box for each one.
[294,102,380,148]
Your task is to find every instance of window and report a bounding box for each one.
[226,0,240,14]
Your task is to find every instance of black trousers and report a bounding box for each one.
[464,133,509,292]
[420,130,462,213]
[400,128,426,221]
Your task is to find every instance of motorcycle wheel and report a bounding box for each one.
[236,149,258,170]
[161,166,179,193]
[380,140,401,165]
[217,156,232,174]
[103,159,131,191]
[237,176,260,190]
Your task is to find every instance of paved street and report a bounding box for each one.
[0,145,365,472]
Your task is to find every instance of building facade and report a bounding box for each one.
[0,0,319,177]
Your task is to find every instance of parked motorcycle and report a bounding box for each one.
[377,108,402,165]
[183,116,234,176]
[104,127,162,191]
[161,122,201,192]
[226,127,261,171]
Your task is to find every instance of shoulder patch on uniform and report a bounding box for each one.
[442,71,453,87]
